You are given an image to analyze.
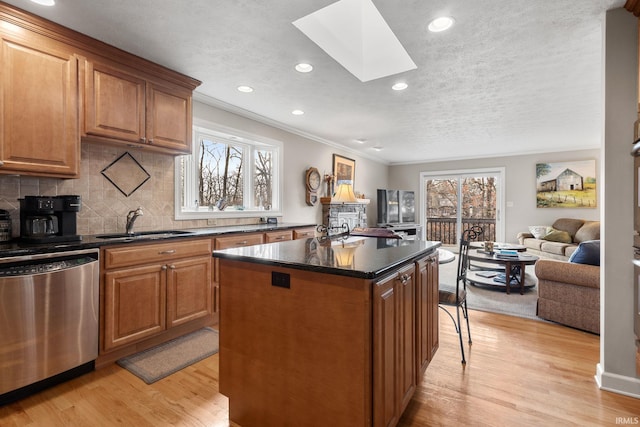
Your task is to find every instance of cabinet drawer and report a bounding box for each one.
[104,238,212,269]
[215,233,264,250]
[293,227,316,240]
[265,230,292,243]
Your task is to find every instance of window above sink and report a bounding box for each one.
[175,119,283,220]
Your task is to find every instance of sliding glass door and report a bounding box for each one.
[421,168,504,246]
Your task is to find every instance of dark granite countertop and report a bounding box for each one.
[213,236,441,279]
[0,223,316,258]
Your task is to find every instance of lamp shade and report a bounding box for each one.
[332,183,357,203]
[333,245,356,267]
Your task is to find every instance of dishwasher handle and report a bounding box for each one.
[0,249,99,278]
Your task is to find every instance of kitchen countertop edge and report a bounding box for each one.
[214,238,441,280]
[0,223,317,258]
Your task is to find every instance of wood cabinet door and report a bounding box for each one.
[84,60,146,143]
[374,263,416,427]
[415,253,439,384]
[146,81,192,153]
[416,258,429,380]
[211,239,220,324]
[426,254,439,362]
[103,264,166,351]
[396,264,416,414]
[0,31,79,177]
[166,255,213,328]
[373,272,399,427]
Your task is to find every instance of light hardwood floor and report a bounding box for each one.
[1,310,639,426]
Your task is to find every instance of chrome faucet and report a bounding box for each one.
[126,207,143,234]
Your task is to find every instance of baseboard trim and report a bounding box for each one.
[596,363,640,398]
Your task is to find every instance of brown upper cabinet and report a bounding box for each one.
[0,2,201,179]
[84,59,195,154]
[0,26,80,178]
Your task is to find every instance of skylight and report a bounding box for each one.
[292,0,417,82]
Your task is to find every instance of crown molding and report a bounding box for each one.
[192,92,388,165]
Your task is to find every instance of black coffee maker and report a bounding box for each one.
[19,195,82,243]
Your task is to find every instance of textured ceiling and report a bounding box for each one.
[3,0,626,164]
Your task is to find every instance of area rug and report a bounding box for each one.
[117,327,219,384]
[439,254,539,320]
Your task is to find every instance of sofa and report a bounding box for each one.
[535,256,600,334]
[516,218,600,260]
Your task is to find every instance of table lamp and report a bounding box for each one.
[332,183,357,203]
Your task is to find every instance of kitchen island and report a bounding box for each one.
[214,236,441,427]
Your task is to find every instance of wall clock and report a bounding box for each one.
[305,167,321,206]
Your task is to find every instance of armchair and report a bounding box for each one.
[534,259,600,334]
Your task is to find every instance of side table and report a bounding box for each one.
[438,248,456,264]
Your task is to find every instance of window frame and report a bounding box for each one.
[174,118,283,220]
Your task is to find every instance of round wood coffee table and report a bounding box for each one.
[465,250,538,294]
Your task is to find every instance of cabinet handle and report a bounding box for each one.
[276,236,285,240]
[398,273,410,284]
[236,241,248,245]
[0,161,4,167]
[148,139,154,144]
[161,265,167,270]
[159,250,176,255]
[140,137,146,143]
[168,264,175,269]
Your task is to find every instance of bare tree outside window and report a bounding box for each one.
[254,149,273,210]
[177,126,280,218]
[426,176,497,244]
[198,138,244,208]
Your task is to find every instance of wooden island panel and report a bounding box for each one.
[219,259,372,426]
[215,238,440,427]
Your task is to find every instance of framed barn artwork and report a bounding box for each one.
[536,159,596,208]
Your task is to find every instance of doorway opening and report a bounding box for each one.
[420,167,505,246]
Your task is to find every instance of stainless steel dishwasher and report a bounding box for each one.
[0,248,99,405]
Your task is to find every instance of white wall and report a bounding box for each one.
[193,101,389,226]
[597,8,640,396]
[388,149,600,243]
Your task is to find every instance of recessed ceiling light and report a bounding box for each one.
[30,0,55,5]
[355,138,366,144]
[428,16,454,32]
[295,63,314,73]
[373,146,383,151]
[237,85,254,93]
[392,82,408,91]
[292,109,305,116]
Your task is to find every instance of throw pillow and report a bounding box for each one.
[574,221,601,243]
[568,240,600,266]
[528,225,551,239]
[542,228,572,243]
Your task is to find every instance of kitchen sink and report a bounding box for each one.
[95,230,195,240]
